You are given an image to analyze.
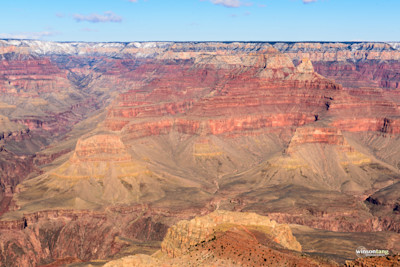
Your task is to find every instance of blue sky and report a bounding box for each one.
[0,0,398,42]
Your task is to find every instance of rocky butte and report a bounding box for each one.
[0,40,399,266]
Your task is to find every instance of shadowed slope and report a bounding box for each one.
[1,41,400,265]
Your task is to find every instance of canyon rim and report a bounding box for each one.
[0,40,399,266]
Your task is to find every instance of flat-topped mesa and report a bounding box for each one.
[285,127,359,157]
[161,210,302,258]
[288,127,347,149]
[47,134,146,181]
[12,133,161,208]
[70,134,131,163]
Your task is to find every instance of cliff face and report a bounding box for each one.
[1,40,400,265]
[103,46,340,140]
[0,115,37,215]
[161,210,301,257]
[0,152,35,217]
[0,207,171,266]
[70,134,132,162]
[273,42,400,89]
[105,210,334,267]
[287,127,348,149]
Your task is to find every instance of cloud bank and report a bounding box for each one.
[73,11,122,23]
[209,0,244,8]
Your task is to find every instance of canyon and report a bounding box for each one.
[0,40,399,266]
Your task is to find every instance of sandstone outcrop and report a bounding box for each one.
[161,210,301,257]
[105,210,336,267]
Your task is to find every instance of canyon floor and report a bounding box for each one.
[0,40,399,266]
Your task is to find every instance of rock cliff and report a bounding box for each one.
[161,210,301,257]
[273,42,400,89]
[0,40,400,265]
[104,210,335,267]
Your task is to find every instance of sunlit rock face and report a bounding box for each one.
[104,211,335,267]
[161,210,302,257]
[70,134,132,163]
[0,40,400,266]
[103,46,341,141]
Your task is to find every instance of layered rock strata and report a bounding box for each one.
[0,40,400,265]
[161,210,301,257]
[104,211,334,267]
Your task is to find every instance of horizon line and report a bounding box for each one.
[1,39,399,44]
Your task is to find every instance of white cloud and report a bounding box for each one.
[303,0,318,3]
[81,28,98,32]
[209,0,244,8]
[0,31,58,40]
[73,11,122,23]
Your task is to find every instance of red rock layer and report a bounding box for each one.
[1,41,400,266]
[287,127,348,152]
[104,53,341,139]
[0,58,69,94]
[314,60,400,89]
[275,42,400,89]
[70,135,131,162]
[108,100,194,119]
[332,117,400,134]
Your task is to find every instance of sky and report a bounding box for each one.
[0,0,398,42]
